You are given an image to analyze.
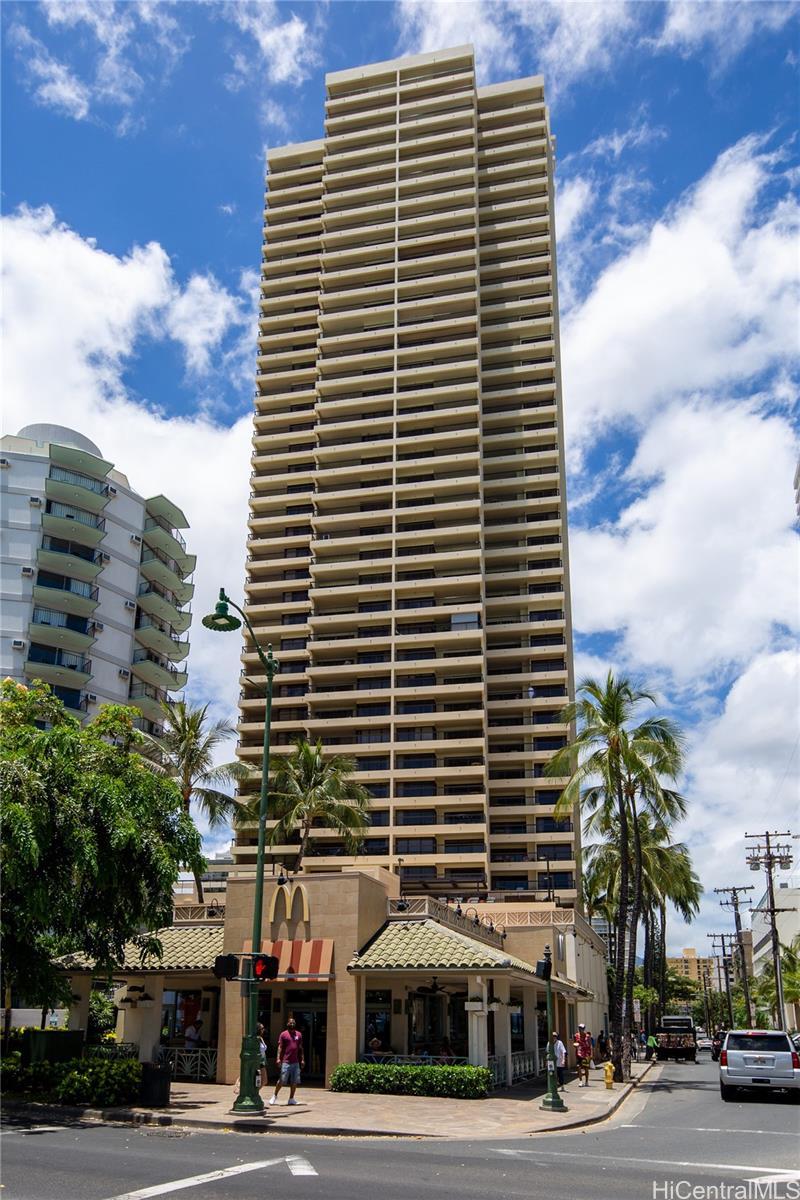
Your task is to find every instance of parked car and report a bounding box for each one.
[696,1033,712,1051]
[719,1030,800,1101]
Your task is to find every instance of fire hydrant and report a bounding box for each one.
[603,1061,614,1090]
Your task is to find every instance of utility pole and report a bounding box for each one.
[708,934,735,1028]
[745,832,794,1029]
[701,966,712,1035]
[715,885,754,1026]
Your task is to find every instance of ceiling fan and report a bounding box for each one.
[416,977,466,997]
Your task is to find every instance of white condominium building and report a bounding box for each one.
[0,424,194,733]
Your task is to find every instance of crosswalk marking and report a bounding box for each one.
[105,1155,319,1199]
[286,1155,318,1176]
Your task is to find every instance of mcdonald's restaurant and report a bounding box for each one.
[61,867,608,1089]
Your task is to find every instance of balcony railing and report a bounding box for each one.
[49,466,108,495]
[36,573,98,601]
[28,645,90,672]
[145,515,186,551]
[46,501,105,531]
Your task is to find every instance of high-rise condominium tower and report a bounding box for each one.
[0,424,194,732]
[236,46,577,903]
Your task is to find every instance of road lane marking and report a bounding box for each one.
[105,1158,287,1199]
[286,1155,318,1176]
[494,1149,792,1175]
[750,1173,800,1186]
[620,1124,798,1137]
[0,1125,65,1135]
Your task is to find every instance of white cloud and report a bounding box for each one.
[570,397,799,683]
[260,98,291,134]
[657,0,798,68]
[666,649,800,953]
[562,134,800,450]
[164,274,245,375]
[396,0,796,96]
[219,203,237,217]
[556,175,593,242]
[1,205,254,725]
[222,1,323,90]
[396,0,637,94]
[395,0,518,83]
[10,1,189,130]
[582,112,667,160]
[8,25,91,120]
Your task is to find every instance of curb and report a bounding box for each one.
[2,1061,657,1141]
[525,1057,657,1135]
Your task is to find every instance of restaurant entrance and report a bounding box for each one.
[284,989,328,1079]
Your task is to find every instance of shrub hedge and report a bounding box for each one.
[1,1052,142,1107]
[329,1062,491,1099]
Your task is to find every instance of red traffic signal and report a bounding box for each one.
[213,954,239,981]
[253,954,279,982]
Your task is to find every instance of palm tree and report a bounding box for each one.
[547,672,686,1080]
[265,739,371,872]
[139,699,249,902]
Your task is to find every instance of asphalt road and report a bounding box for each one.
[3,1054,798,1200]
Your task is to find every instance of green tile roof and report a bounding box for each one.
[57,925,224,974]
[349,919,539,976]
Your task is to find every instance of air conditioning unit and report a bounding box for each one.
[86,693,97,703]
[124,600,137,611]
[100,552,111,563]
[108,485,117,496]
[29,496,42,506]
[0,458,9,468]
[11,639,24,650]
[21,566,34,577]
[91,621,104,633]
[130,534,142,545]
[118,667,130,679]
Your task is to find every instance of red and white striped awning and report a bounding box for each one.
[242,938,334,981]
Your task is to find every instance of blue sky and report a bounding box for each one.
[2,0,799,952]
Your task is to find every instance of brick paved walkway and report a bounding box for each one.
[97,1061,654,1138]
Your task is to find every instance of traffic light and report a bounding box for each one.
[213,954,239,981]
[253,954,279,982]
[535,957,552,981]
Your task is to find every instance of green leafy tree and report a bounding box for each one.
[263,739,371,872]
[139,699,249,901]
[547,672,687,1081]
[0,680,204,1017]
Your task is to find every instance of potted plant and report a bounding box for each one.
[464,995,485,1012]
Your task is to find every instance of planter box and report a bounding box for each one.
[464,1002,485,1013]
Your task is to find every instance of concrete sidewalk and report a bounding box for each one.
[3,1060,655,1139]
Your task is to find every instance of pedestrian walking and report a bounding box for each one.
[257,1022,268,1089]
[269,1017,305,1106]
[573,1024,592,1086]
[551,1031,567,1086]
[597,1030,608,1061]
[646,1032,659,1061]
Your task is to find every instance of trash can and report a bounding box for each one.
[139,1062,171,1107]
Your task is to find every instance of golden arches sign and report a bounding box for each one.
[268,882,310,924]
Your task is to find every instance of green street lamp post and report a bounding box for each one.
[202,587,278,1114]
[539,944,568,1112]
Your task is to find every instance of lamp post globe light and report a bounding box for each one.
[539,944,568,1113]
[202,588,278,1114]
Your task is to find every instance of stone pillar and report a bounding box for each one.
[67,975,91,1040]
[492,977,513,1086]
[467,1009,488,1067]
[137,977,164,1063]
[219,979,243,1085]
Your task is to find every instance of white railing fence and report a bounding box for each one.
[511,1050,537,1082]
[157,1047,218,1080]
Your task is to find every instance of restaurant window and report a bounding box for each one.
[160,989,202,1044]
[365,990,392,1052]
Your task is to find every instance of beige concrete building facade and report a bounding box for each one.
[236,44,578,904]
[667,947,722,990]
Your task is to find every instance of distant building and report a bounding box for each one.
[667,946,721,990]
[0,424,194,733]
[751,885,800,976]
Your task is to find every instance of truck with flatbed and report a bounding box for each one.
[655,1015,697,1062]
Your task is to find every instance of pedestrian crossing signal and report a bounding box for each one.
[213,954,239,981]
[253,954,279,981]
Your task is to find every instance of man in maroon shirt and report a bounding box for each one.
[269,1017,305,1106]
